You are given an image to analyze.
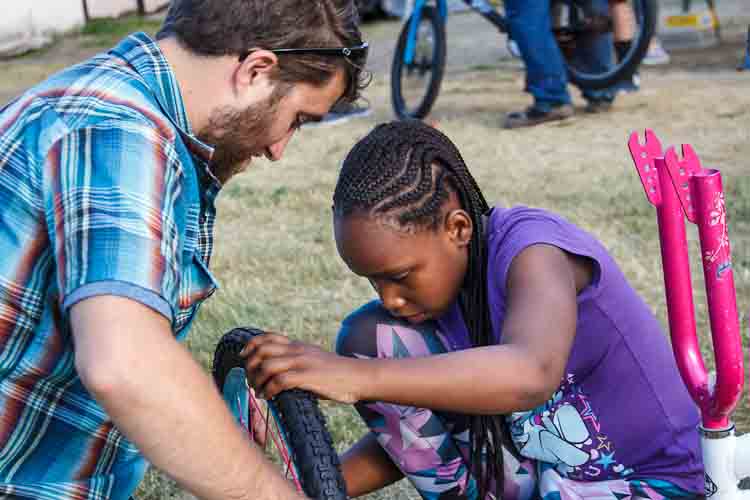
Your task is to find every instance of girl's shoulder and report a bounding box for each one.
[485,205,616,297]
[486,204,592,250]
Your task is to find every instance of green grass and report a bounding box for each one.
[1,11,748,500]
[80,15,163,48]
[133,147,750,500]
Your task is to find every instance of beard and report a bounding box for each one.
[197,89,284,185]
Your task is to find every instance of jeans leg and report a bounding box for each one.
[577,0,617,102]
[504,0,572,110]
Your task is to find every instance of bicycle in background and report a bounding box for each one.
[391,0,658,119]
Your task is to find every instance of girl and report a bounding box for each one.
[241,121,704,500]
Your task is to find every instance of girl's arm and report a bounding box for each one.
[244,244,586,415]
[340,433,404,497]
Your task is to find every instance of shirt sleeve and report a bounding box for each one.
[42,123,186,321]
[488,206,605,300]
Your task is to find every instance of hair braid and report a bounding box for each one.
[334,121,515,499]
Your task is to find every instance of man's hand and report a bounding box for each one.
[240,333,366,404]
[71,296,305,500]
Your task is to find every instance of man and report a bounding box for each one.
[503,0,616,128]
[0,0,367,498]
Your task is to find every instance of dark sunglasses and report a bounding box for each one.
[238,42,369,68]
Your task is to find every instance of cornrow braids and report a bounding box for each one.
[334,121,515,499]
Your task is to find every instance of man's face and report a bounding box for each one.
[198,69,347,184]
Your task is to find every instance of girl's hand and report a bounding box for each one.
[239,332,365,404]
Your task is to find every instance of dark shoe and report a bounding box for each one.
[305,99,372,127]
[584,99,613,114]
[503,104,574,129]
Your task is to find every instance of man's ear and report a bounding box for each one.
[234,49,279,89]
[444,209,473,247]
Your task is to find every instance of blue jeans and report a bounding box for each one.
[505,0,615,111]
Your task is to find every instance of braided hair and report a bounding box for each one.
[333,120,513,499]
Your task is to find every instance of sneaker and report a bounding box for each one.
[614,73,641,94]
[584,98,613,114]
[306,99,372,127]
[642,39,671,66]
[503,104,574,129]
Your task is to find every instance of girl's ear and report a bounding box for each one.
[444,209,473,248]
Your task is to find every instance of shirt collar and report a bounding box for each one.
[109,32,216,168]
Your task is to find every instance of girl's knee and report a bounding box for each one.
[336,301,447,360]
[336,300,391,358]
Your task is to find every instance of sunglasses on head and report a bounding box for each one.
[238,42,369,69]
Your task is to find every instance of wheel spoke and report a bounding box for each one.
[215,330,356,500]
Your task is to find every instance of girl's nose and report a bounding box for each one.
[379,284,407,315]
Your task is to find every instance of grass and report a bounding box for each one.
[1,11,748,500]
[80,15,163,47]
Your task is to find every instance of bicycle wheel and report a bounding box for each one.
[553,0,658,90]
[391,6,447,119]
[212,327,347,500]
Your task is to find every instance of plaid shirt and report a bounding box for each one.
[0,33,221,499]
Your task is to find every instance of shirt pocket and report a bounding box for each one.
[173,253,218,336]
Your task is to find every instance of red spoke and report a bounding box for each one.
[243,390,304,493]
[265,411,303,488]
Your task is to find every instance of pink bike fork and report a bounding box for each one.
[628,130,749,499]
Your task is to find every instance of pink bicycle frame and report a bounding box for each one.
[628,129,744,430]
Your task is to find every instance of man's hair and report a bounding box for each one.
[333,120,515,500]
[157,0,368,103]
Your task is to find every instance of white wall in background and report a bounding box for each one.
[0,0,169,57]
[0,0,84,56]
[86,0,168,19]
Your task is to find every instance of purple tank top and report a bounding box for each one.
[437,206,703,493]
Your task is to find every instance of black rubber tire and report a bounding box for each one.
[391,6,447,119]
[212,328,348,500]
[562,0,658,90]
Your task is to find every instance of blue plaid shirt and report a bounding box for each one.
[0,33,221,499]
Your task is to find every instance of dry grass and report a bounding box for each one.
[1,12,748,500]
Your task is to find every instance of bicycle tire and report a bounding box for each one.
[560,0,658,90]
[391,6,447,119]
[212,327,348,500]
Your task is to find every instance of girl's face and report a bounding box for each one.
[334,199,472,324]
